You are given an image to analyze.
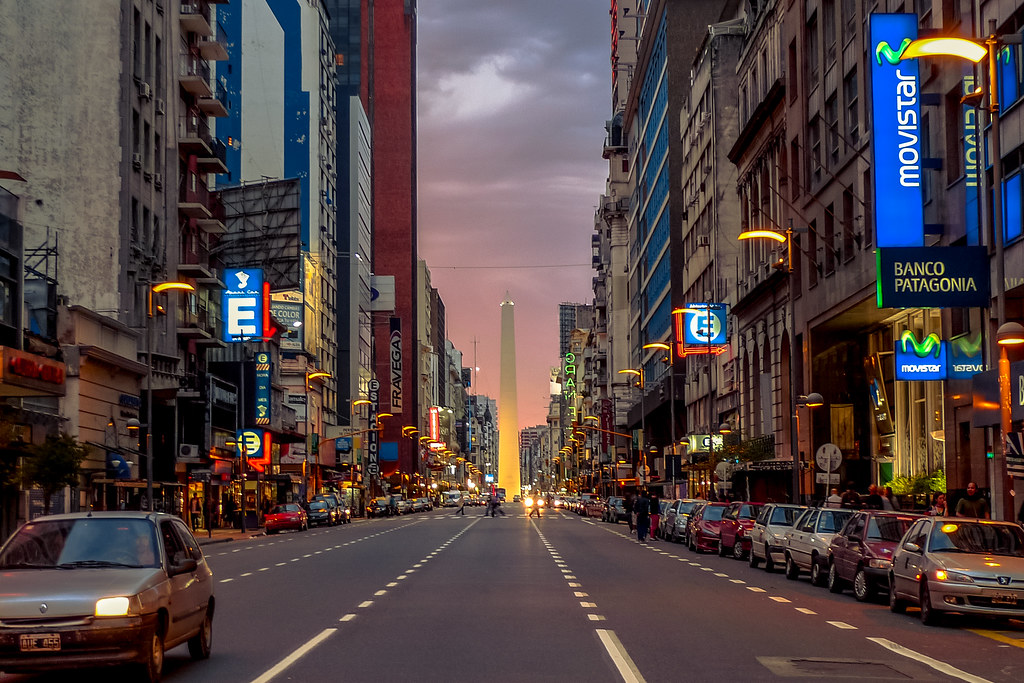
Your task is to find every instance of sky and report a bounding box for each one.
[417,0,611,430]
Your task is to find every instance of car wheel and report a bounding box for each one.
[827,562,844,594]
[763,545,775,572]
[733,540,746,560]
[137,623,165,683]
[853,567,876,602]
[889,577,907,614]
[810,556,825,587]
[920,582,943,626]
[785,555,800,580]
[748,547,760,568]
[188,608,213,660]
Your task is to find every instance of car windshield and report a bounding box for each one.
[679,501,700,515]
[819,510,852,533]
[770,507,799,526]
[739,504,759,520]
[929,522,1024,556]
[0,518,160,569]
[271,504,299,514]
[703,506,725,521]
[866,516,916,542]
[309,502,328,510]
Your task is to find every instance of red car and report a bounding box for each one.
[719,502,764,560]
[265,503,308,534]
[688,502,728,553]
[826,510,920,601]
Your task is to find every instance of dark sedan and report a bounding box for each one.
[603,496,628,523]
[306,501,333,528]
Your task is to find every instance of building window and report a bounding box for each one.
[918,0,932,28]
[825,95,839,167]
[808,117,822,186]
[806,13,819,93]
[842,189,855,260]
[844,68,859,145]
[824,203,835,275]
[808,219,819,288]
[823,0,836,66]
[790,137,800,201]
[788,39,799,103]
[842,0,857,39]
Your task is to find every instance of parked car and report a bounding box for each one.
[0,511,215,681]
[443,491,463,507]
[312,496,341,525]
[688,502,728,553]
[782,507,854,584]
[306,501,334,528]
[718,502,764,559]
[826,510,921,601]
[747,503,805,570]
[662,499,705,544]
[603,496,627,523]
[579,493,602,516]
[266,503,308,534]
[393,496,413,515]
[889,517,1024,625]
[410,498,425,513]
[367,497,392,518]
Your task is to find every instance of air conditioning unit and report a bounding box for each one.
[153,173,163,189]
[179,444,199,460]
[696,235,709,247]
[155,98,165,115]
[132,153,142,169]
[138,81,152,100]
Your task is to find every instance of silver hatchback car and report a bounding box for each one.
[889,517,1024,625]
[0,511,215,681]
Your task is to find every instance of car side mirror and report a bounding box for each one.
[903,542,921,554]
[171,557,198,575]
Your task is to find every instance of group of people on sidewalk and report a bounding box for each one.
[824,481,1001,519]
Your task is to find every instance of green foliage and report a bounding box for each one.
[887,469,945,496]
[21,434,89,514]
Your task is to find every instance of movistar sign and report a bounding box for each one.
[894,330,986,381]
[870,14,924,248]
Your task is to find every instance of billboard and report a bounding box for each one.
[680,303,727,346]
[869,13,924,247]
[390,317,403,413]
[270,291,304,352]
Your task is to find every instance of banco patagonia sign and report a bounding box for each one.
[876,246,990,309]
[869,13,924,248]
[895,331,985,381]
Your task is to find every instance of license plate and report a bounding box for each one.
[19,634,61,652]
[992,593,1018,605]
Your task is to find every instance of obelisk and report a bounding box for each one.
[498,294,521,497]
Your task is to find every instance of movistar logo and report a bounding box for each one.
[875,38,912,65]
[950,332,983,358]
[899,331,942,359]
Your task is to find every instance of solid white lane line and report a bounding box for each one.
[868,637,992,683]
[827,621,857,630]
[596,629,646,683]
[249,628,336,683]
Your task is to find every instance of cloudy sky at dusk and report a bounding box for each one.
[417,0,611,430]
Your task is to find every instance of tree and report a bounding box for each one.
[21,434,89,515]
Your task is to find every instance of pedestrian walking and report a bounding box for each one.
[955,482,990,519]
[190,495,202,532]
[648,492,660,541]
[203,496,213,538]
[455,495,467,515]
[634,492,651,543]
[528,496,541,518]
[882,486,899,511]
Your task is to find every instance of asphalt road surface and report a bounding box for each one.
[6,506,1024,682]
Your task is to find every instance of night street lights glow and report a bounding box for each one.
[901,37,987,63]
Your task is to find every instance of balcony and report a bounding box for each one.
[196,190,226,235]
[178,179,212,220]
[180,1,213,37]
[178,114,213,158]
[197,81,228,117]
[177,304,214,341]
[196,137,228,175]
[179,237,214,280]
[196,23,229,61]
[178,50,212,97]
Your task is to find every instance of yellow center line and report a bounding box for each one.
[967,629,1024,650]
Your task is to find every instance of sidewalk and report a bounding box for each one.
[195,526,265,546]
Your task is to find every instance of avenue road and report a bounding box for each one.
[6,507,1024,682]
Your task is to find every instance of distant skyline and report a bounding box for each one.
[417,0,609,429]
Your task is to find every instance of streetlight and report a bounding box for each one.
[998,322,1024,516]
[618,368,645,472]
[304,370,331,500]
[644,341,677,496]
[143,280,195,511]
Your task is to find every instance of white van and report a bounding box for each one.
[443,491,463,507]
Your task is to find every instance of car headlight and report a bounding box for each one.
[95,596,137,617]
[935,569,974,583]
[867,559,892,570]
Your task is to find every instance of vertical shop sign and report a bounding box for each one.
[864,354,896,437]
[963,76,981,246]
[389,317,402,413]
[222,269,263,342]
[366,379,380,479]
[869,13,924,247]
[254,352,271,425]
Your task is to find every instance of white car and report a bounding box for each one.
[747,503,805,570]
[783,507,854,585]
